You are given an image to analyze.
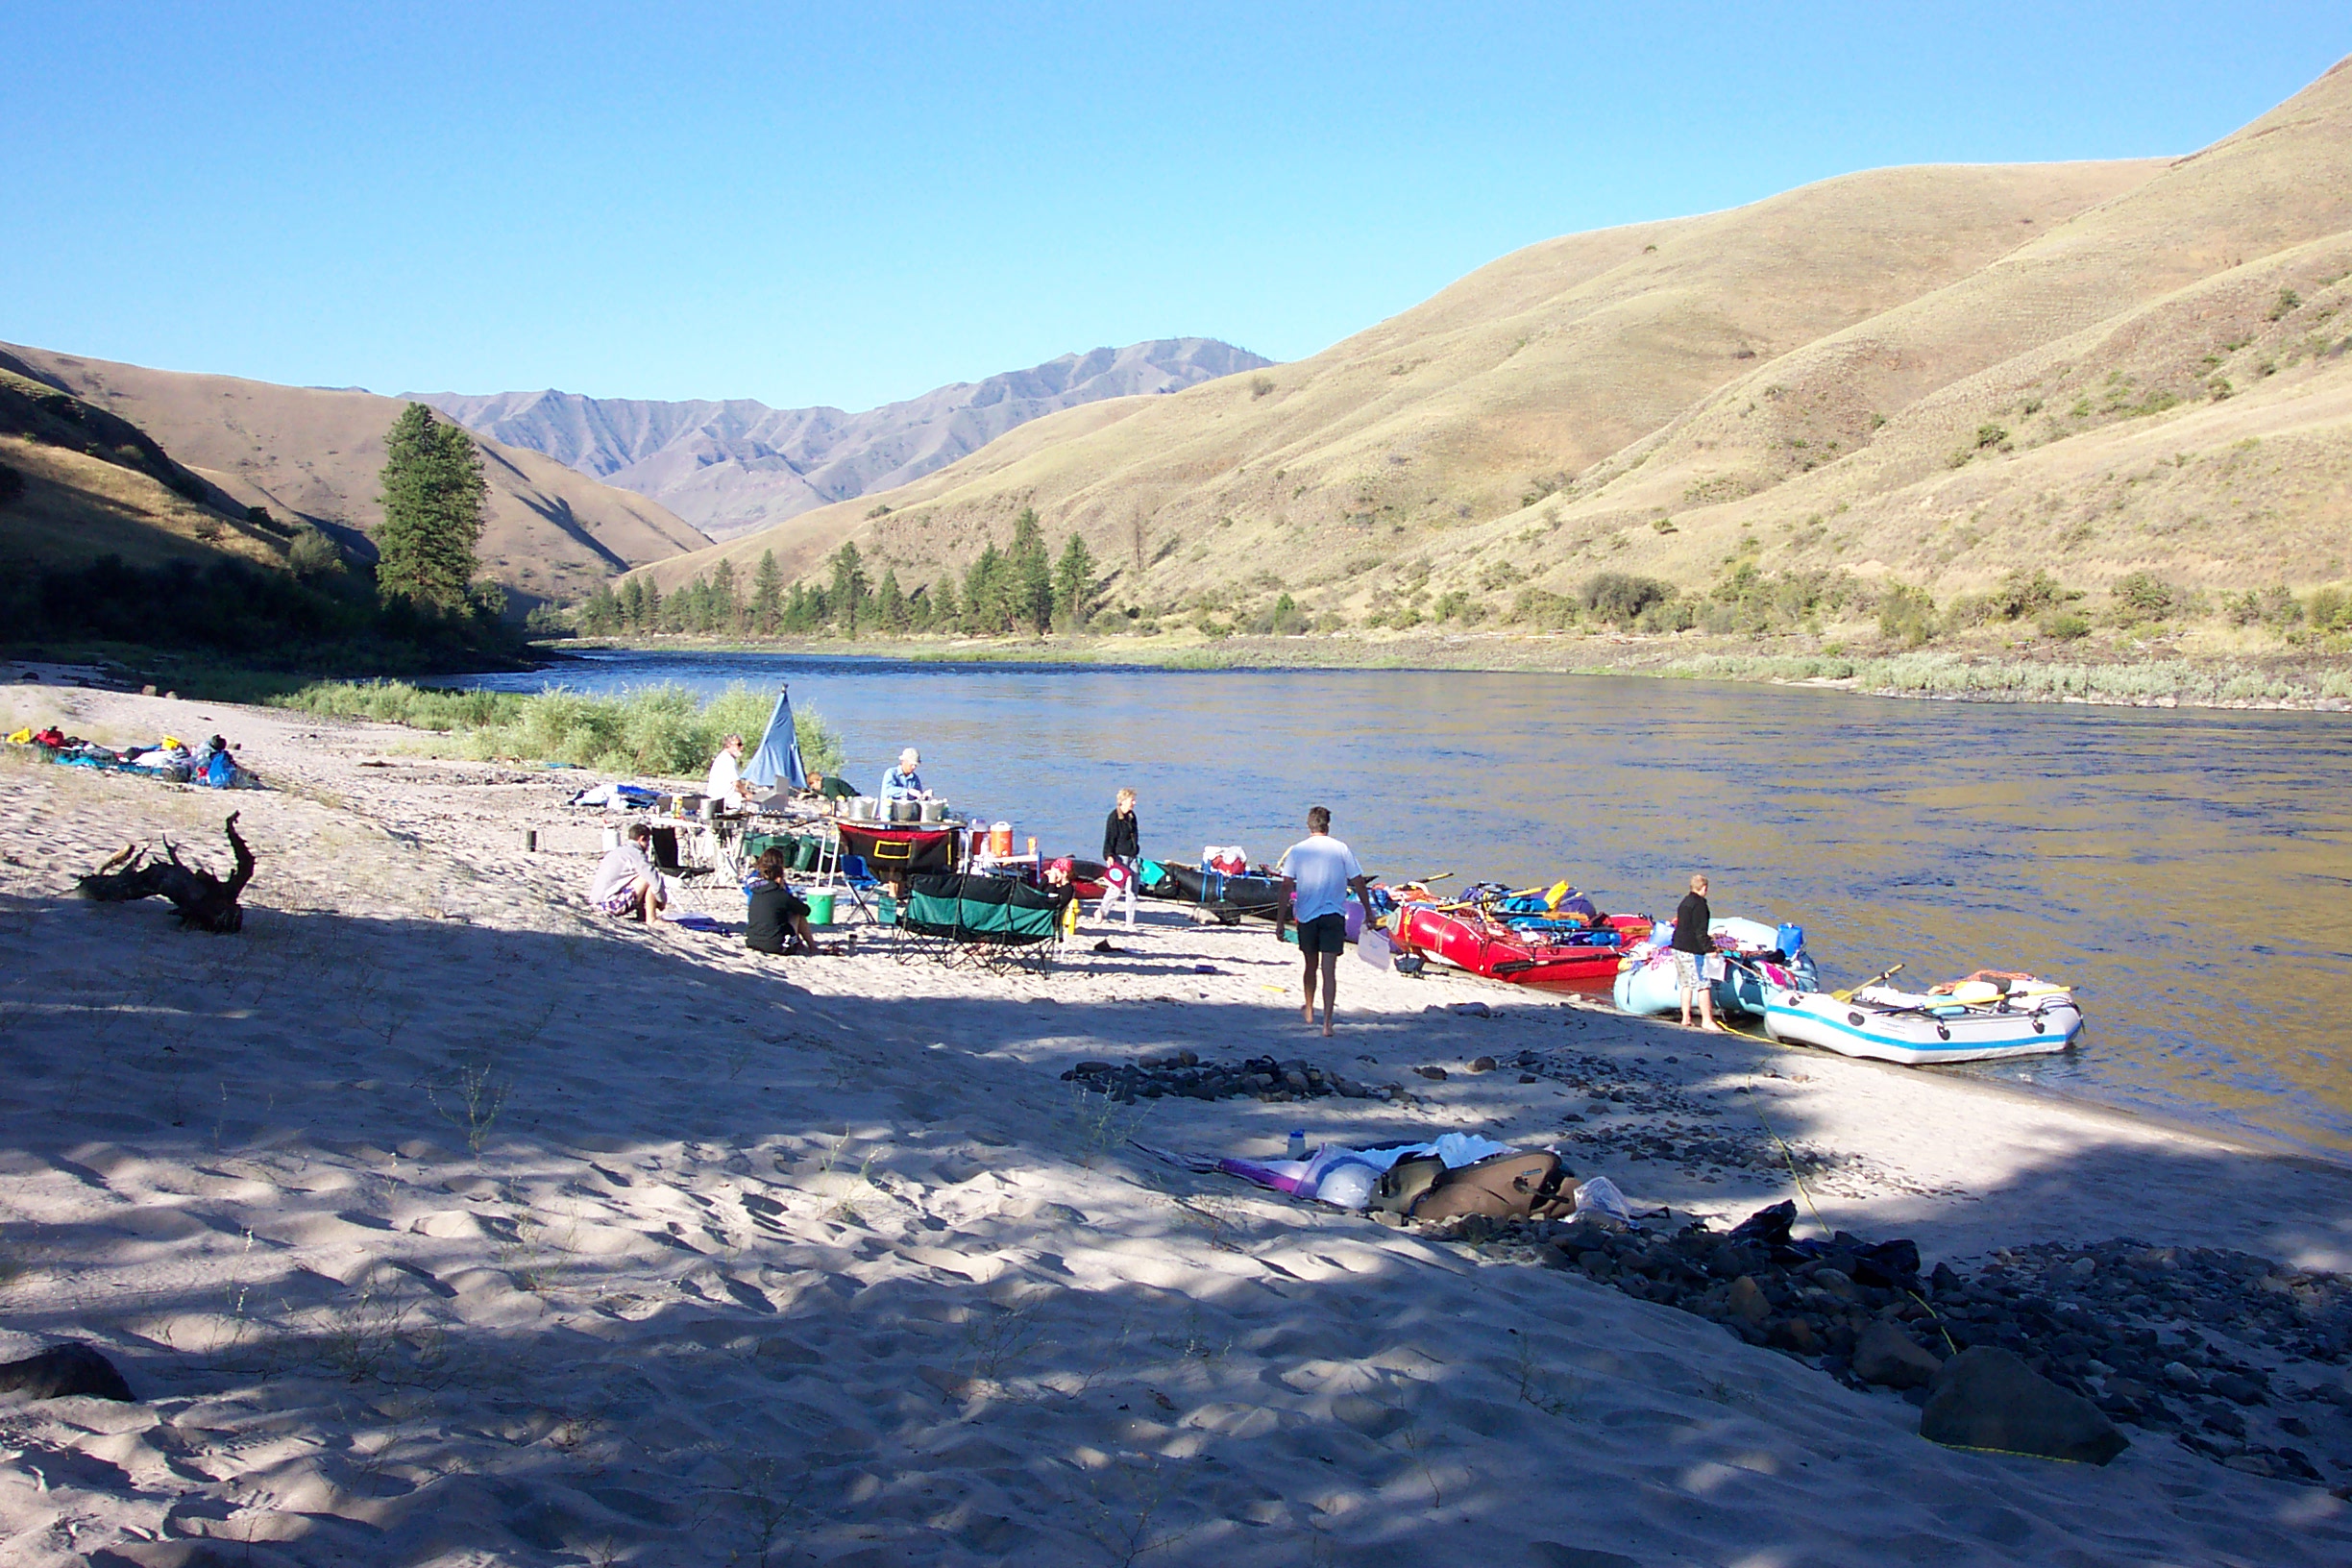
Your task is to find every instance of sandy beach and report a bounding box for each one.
[3,684,2350,1567]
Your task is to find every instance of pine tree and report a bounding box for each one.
[929,573,960,633]
[641,578,663,632]
[828,542,870,637]
[580,582,621,635]
[1009,508,1053,634]
[750,550,784,636]
[783,582,810,632]
[621,576,648,629]
[709,559,741,633]
[875,567,907,633]
[374,404,488,611]
[965,544,1005,634]
[1053,532,1097,631]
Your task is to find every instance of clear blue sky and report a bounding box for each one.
[5,3,2344,410]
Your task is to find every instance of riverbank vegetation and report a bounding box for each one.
[269,681,846,776]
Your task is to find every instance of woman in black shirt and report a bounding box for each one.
[746,847,816,956]
[1099,787,1140,929]
[1670,872,1719,1031]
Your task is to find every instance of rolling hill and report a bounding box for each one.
[415,338,1269,543]
[643,57,2352,639]
[1,344,711,607]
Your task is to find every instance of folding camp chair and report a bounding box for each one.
[893,871,1073,971]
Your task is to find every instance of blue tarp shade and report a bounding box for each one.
[743,686,807,793]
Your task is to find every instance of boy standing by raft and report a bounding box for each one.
[1274,806,1377,1037]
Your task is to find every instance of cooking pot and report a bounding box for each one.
[889,796,921,824]
[847,796,877,821]
[919,798,948,823]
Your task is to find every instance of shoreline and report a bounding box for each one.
[4,684,2350,1560]
[526,630,2352,715]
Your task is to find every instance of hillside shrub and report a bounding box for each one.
[1877,583,1939,648]
[1580,572,1675,627]
[286,525,344,579]
[2306,586,2352,633]
[1948,568,2081,627]
[1510,588,1580,629]
[2109,573,2186,624]
[1635,599,1697,634]
[2039,611,2093,641]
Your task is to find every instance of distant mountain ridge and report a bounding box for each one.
[415,337,1271,541]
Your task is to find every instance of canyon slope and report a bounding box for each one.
[644,57,2352,630]
[419,338,1270,543]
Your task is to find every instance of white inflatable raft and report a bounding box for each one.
[1612,916,1816,1018]
[1761,977,2082,1065]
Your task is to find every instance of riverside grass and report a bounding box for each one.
[272,681,848,777]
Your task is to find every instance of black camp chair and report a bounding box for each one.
[894,871,1073,970]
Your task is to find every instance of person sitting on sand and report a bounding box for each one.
[745,847,818,956]
[589,822,668,923]
[879,747,925,800]
[705,734,755,805]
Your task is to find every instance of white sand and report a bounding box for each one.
[2,686,2348,1566]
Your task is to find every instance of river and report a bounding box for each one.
[449,649,2352,1158]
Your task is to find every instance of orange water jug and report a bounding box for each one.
[990,821,1013,857]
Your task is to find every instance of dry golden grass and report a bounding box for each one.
[0,433,283,572]
[647,55,2352,628]
[1,345,711,604]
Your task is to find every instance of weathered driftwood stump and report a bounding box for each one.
[75,812,256,932]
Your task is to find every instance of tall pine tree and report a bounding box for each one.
[1053,532,1097,631]
[375,404,488,611]
[875,567,907,633]
[828,542,870,638]
[1009,508,1053,634]
[750,550,784,636]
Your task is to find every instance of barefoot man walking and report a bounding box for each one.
[1274,806,1376,1037]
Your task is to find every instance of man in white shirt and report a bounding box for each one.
[1273,805,1375,1037]
[706,734,753,804]
[589,821,667,922]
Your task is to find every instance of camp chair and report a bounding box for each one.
[893,871,1074,971]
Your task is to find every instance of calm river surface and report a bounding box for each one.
[453,650,2352,1157]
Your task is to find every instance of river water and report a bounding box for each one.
[451,650,2352,1157]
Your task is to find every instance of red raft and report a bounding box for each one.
[1394,904,1654,985]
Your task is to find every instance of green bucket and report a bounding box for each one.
[806,891,838,926]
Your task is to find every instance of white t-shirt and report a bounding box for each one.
[1279,834,1363,923]
[590,843,654,904]
[707,748,743,798]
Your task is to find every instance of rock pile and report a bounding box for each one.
[1428,1205,2352,1487]
[1061,1051,1401,1104]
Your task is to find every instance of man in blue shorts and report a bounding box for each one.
[1274,805,1376,1037]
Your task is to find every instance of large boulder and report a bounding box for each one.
[1920,1346,2128,1464]
[1853,1321,1945,1390]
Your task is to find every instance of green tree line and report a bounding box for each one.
[576,508,1102,640]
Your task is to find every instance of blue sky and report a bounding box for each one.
[5,3,2344,409]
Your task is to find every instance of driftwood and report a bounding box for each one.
[75,813,256,932]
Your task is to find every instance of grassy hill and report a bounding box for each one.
[0,355,286,570]
[640,57,2352,658]
[2,344,711,608]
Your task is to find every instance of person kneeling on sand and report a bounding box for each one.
[745,847,819,956]
[1274,805,1376,1038]
[589,822,668,923]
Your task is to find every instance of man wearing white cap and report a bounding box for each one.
[879,747,926,800]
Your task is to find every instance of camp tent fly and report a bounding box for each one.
[742,684,807,794]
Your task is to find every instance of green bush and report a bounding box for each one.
[2040,611,2093,641]
[1877,583,1939,647]
[2307,586,2352,632]
[286,525,344,579]
[1580,572,1675,627]
[273,680,846,778]
[2109,572,2183,623]
[1635,599,1697,634]
[1510,588,1580,629]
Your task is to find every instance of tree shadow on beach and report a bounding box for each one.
[4,893,2351,1566]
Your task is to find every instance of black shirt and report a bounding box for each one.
[746,882,809,954]
[1103,808,1139,861]
[1671,891,1714,954]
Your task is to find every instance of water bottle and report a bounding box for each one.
[1287,1128,1307,1161]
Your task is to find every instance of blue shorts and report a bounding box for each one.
[1297,912,1348,957]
